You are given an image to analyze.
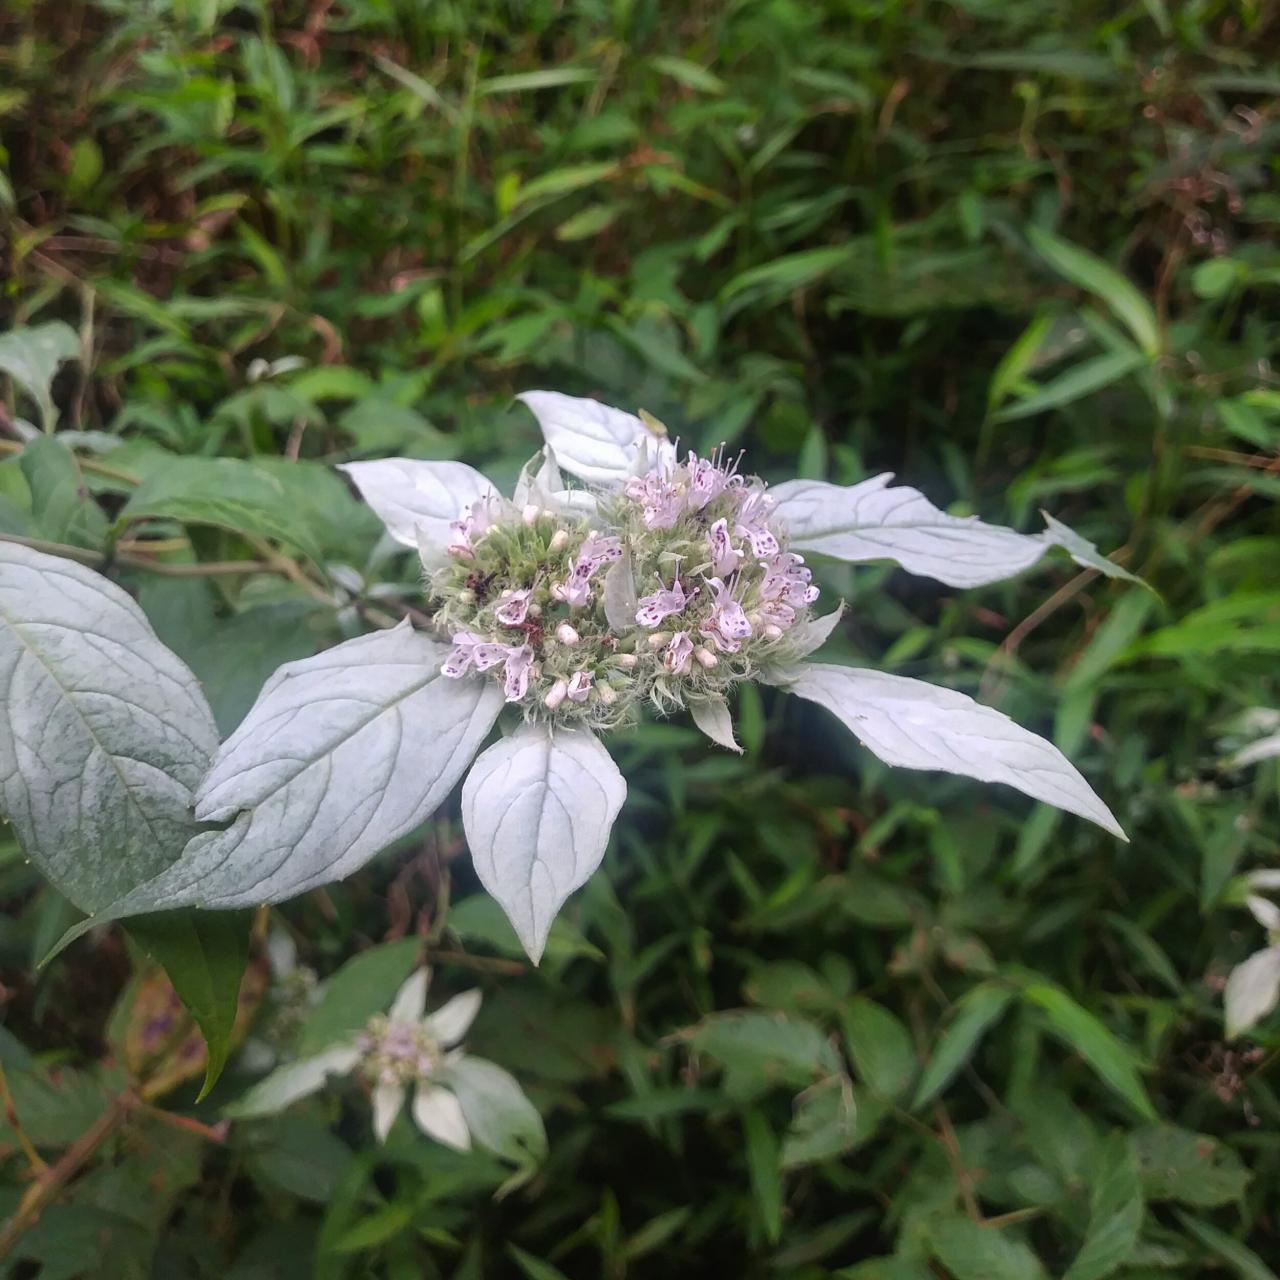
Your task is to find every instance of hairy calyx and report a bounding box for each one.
[429,445,820,730]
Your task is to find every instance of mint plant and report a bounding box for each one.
[0,391,1129,967]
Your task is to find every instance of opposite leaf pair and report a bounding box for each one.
[0,391,1126,965]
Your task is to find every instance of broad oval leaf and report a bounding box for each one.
[517,391,671,488]
[338,458,499,562]
[0,542,218,912]
[771,476,1051,588]
[780,662,1125,837]
[109,623,503,913]
[462,722,626,963]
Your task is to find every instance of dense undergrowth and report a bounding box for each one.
[1,1,1278,1276]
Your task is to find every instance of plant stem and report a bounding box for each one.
[0,1092,132,1260]
[0,532,274,578]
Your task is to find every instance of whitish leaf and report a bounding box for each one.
[786,602,846,659]
[1027,227,1159,357]
[442,1055,546,1164]
[0,542,218,913]
[338,458,499,563]
[771,476,1052,588]
[462,723,625,962]
[0,322,80,431]
[224,1044,361,1119]
[602,549,638,632]
[511,449,597,517]
[107,623,502,913]
[779,663,1125,837]
[1224,948,1280,1038]
[1040,512,1145,586]
[1229,733,1280,769]
[517,391,673,488]
[689,696,741,753]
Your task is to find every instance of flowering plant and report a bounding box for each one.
[0,391,1128,966]
[228,967,544,1160]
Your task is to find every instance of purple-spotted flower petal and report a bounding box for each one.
[502,644,534,702]
[443,631,508,678]
[664,632,694,674]
[636,577,688,628]
[707,518,743,577]
[494,588,534,627]
[760,552,819,605]
[734,487,779,558]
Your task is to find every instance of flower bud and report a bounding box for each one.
[544,679,568,710]
[555,623,580,646]
[548,529,570,554]
[597,683,618,705]
[522,504,540,526]
[614,653,638,668]
[763,624,783,640]
[457,589,476,605]
[694,647,719,669]
[647,631,670,649]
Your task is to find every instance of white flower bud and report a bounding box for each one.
[763,624,783,640]
[556,623,580,646]
[597,684,618,705]
[522,504,541,526]
[544,679,568,710]
[614,653,638,668]
[694,647,719,669]
[457,589,475,605]
[648,632,670,649]
[548,529,570,554]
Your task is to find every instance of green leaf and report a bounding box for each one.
[19,437,107,549]
[913,983,1015,1109]
[688,1010,842,1100]
[124,909,252,1097]
[649,55,727,94]
[1177,1212,1277,1280]
[1064,1134,1143,1280]
[780,1075,858,1168]
[927,1216,1048,1280]
[508,1245,574,1280]
[478,68,597,95]
[743,1108,783,1244]
[842,998,916,1100]
[1027,228,1159,356]
[992,349,1146,423]
[1132,1126,1250,1206]
[117,456,326,564]
[296,939,422,1057]
[1021,983,1156,1119]
[0,321,80,430]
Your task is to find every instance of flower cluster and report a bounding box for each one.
[428,441,820,730]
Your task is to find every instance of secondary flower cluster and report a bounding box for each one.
[429,444,820,729]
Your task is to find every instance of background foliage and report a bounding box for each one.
[1,0,1279,1276]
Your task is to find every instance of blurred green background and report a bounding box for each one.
[1,0,1279,1276]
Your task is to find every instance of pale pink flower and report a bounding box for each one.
[760,552,819,606]
[448,495,500,559]
[734,487,779,558]
[494,588,534,626]
[442,631,508,678]
[566,671,593,702]
[707,518,743,577]
[553,533,623,608]
[664,632,694,675]
[625,473,686,529]
[502,644,534,701]
[699,577,753,652]
[636,576,689,628]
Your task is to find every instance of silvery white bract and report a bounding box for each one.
[0,391,1130,965]
[1223,872,1280,1039]
[227,967,545,1161]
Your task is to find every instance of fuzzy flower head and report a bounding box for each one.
[425,436,819,731]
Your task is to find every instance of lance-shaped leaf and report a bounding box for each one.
[777,662,1124,838]
[689,696,742,753]
[338,458,499,563]
[462,723,625,963]
[107,623,503,913]
[0,542,218,912]
[771,475,1053,588]
[517,391,672,488]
